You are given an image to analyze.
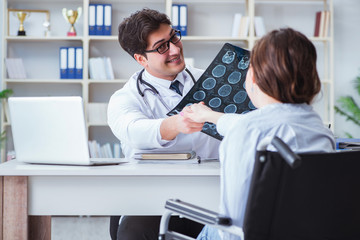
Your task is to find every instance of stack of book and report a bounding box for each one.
[314,11,330,37]
[5,58,27,79]
[89,4,112,35]
[88,140,121,158]
[231,13,250,38]
[134,151,201,164]
[88,57,114,80]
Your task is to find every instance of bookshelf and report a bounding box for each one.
[1,0,333,161]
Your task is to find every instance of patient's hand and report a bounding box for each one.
[182,102,223,124]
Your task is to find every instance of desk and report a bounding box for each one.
[0,160,220,240]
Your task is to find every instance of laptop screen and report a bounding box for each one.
[8,96,91,165]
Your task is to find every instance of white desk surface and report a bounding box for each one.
[0,159,220,176]
[0,160,220,215]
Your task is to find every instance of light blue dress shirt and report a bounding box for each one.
[198,103,335,240]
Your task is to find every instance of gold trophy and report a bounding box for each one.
[14,11,30,36]
[62,7,82,36]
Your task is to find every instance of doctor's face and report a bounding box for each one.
[140,24,185,80]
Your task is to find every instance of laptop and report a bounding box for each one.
[8,96,126,166]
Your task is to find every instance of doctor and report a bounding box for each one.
[107,8,220,240]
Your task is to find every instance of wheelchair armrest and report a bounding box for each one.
[159,199,244,240]
[165,199,232,226]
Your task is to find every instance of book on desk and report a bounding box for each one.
[134,151,201,164]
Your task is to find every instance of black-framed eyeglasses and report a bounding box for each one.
[144,30,182,55]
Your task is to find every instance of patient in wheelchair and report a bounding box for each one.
[182,27,335,240]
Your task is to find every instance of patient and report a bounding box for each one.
[182,28,336,240]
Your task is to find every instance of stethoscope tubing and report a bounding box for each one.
[136,68,195,118]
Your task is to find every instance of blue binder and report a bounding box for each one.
[104,4,112,35]
[89,4,96,35]
[95,4,104,35]
[59,47,68,79]
[67,47,76,79]
[75,47,83,79]
[179,4,187,36]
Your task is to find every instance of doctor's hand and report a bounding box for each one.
[182,102,224,124]
[160,113,204,141]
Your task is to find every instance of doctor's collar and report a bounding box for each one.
[142,69,186,89]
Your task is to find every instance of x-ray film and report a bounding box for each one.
[167,43,255,140]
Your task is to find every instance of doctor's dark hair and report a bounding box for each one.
[118,8,171,58]
[250,28,321,104]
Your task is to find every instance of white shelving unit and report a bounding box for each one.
[1,0,333,161]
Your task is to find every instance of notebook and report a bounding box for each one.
[8,96,126,166]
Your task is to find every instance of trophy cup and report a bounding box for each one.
[14,11,30,36]
[62,7,82,36]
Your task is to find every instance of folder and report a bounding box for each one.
[96,4,104,35]
[104,4,112,35]
[171,4,179,31]
[75,47,83,79]
[59,47,68,79]
[89,4,96,35]
[67,47,75,79]
[336,138,360,150]
[179,4,187,36]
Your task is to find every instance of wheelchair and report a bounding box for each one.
[159,137,360,240]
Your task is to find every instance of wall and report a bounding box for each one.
[333,0,360,138]
[0,2,2,89]
[1,1,360,138]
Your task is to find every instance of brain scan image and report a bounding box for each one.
[228,71,242,84]
[168,43,255,140]
[224,104,237,113]
[212,64,226,78]
[222,51,235,64]
[218,84,232,97]
[202,77,216,90]
[193,90,206,101]
[233,90,247,104]
[209,97,222,108]
[238,56,250,70]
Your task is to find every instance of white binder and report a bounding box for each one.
[89,4,96,35]
[172,4,179,31]
[179,4,187,36]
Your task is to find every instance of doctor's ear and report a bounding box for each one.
[134,53,148,67]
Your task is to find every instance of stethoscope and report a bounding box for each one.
[136,68,196,118]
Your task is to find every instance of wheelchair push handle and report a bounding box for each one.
[257,136,301,168]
